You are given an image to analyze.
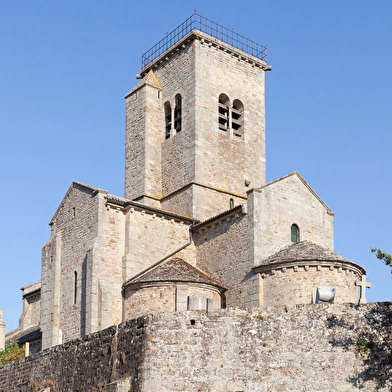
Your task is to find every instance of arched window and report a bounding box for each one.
[164,101,172,139]
[291,224,300,243]
[218,94,230,131]
[174,94,182,133]
[73,271,78,305]
[232,99,244,138]
[229,198,234,209]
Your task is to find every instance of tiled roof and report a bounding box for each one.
[7,325,42,345]
[128,258,226,289]
[192,205,243,231]
[260,241,352,265]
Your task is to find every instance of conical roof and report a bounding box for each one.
[261,241,352,265]
[127,258,226,289]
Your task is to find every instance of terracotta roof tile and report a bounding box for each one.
[129,258,226,289]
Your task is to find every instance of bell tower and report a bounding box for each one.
[125,14,271,220]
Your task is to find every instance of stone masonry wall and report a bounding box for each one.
[157,40,196,197]
[122,207,196,282]
[1,303,391,391]
[124,284,221,320]
[193,35,266,199]
[261,265,360,306]
[193,210,257,308]
[42,183,100,348]
[249,173,334,265]
[124,85,147,200]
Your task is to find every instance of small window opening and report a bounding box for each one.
[50,256,53,263]
[218,94,230,131]
[291,224,300,243]
[71,207,76,219]
[232,99,244,138]
[73,271,77,305]
[229,198,234,209]
[174,94,182,133]
[50,313,53,322]
[190,319,196,325]
[164,101,172,139]
[157,91,160,99]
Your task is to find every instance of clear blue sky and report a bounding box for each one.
[1,1,391,333]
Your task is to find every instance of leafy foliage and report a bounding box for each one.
[371,247,392,271]
[0,340,26,365]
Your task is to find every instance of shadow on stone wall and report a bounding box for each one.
[327,302,392,390]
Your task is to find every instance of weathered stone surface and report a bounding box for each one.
[1,303,391,391]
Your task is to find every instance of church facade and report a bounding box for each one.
[6,15,367,353]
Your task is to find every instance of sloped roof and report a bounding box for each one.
[126,258,226,289]
[7,325,42,345]
[125,70,162,98]
[260,241,352,265]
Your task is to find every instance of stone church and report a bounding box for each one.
[5,14,368,355]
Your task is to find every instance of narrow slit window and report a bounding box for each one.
[174,94,182,133]
[164,101,171,139]
[291,224,300,243]
[229,198,234,209]
[218,94,230,131]
[74,271,77,305]
[232,99,244,138]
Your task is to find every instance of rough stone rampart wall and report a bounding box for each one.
[1,303,391,391]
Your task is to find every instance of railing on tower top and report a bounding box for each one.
[141,13,267,69]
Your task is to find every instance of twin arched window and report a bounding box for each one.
[218,94,244,138]
[164,94,182,139]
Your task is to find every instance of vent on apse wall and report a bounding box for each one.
[316,287,336,304]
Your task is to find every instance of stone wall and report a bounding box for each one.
[193,33,266,198]
[124,284,221,320]
[193,209,257,308]
[42,183,101,348]
[122,206,195,282]
[260,265,360,306]
[249,173,335,264]
[1,303,391,391]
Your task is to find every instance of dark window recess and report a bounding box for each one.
[164,101,171,139]
[232,99,244,138]
[291,224,300,243]
[218,94,229,131]
[74,271,78,304]
[174,94,182,133]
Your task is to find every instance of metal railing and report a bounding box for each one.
[141,13,267,69]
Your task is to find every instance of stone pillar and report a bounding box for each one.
[0,309,6,350]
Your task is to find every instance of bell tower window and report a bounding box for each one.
[218,94,230,131]
[232,99,244,138]
[291,224,300,243]
[174,94,182,133]
[164,101,172,139]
